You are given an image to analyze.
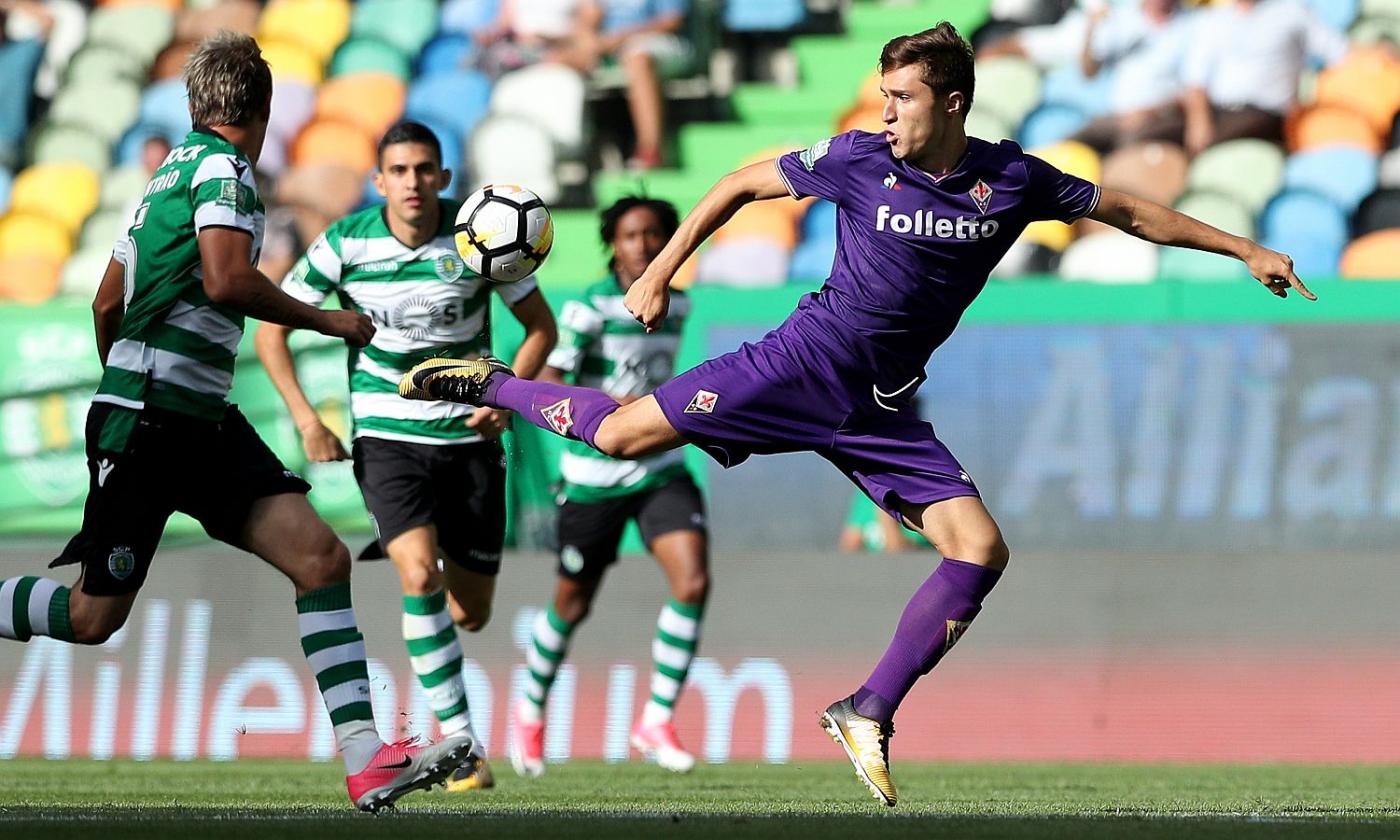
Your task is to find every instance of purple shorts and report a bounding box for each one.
[652,329,978,520]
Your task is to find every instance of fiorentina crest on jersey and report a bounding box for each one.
[541,398,574,435]
[969,180,993,215]
[685,389,718,414]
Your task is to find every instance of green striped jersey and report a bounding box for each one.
[281,199,538,446]
[547,275,691,502]
[95,128,263,448]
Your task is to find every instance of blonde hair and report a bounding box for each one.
[183,31,272,127]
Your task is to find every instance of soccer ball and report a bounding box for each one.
[453,184,553,284]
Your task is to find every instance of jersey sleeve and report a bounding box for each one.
[546,298,605,375]
[190,153,260,235]
[279,231,342,306]
[493,274,540,307]
[775,131,859,203]
[1023,154,1101,223]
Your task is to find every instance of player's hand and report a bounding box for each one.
[319,310,376,347]
[1244,244,1316,301]
[299,420,349,462]
[466,407,513,439]
[625,274,670,333]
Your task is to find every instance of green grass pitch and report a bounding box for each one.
[1,759,1397,838]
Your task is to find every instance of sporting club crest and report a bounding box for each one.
[541,398,575,435]
[434,252,465,282]
[969,180,993,215]
[684,390,719,414]
[108,545,136,581]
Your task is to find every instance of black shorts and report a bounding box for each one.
[53,402,311,596]
[352,436,506,576]
[556,475,706,580]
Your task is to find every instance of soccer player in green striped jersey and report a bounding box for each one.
[508,197,709,777]
[0,34,475,811]
[256,121,558,791]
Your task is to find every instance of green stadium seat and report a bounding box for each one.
[48,80,141,143]
[79,209,127,254]
[30,123,112,172]
[965,108,1013,143]
[1186,139,1285,214]
[86,5,176,64]
[330,38,412,80]
[533,210,607,292]
[100,166,150,211]
[352,0,438,59]
[1157,245,1251,282]
[592,169,713,215]
[975,57,1041,129]
[1174,191,1256,240]
[730,84,840,126]
[793,37,890,115]
[64,44,146,87]
[59,246,112,299]
[678,122,824,174]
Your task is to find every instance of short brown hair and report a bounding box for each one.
[879,23,976,113]
[183,31,272,127]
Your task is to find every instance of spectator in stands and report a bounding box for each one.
[1180,0,1350,155]
[1069,0,1193,154]
[473,0,596,77]
[0,0,52,167]
[978,0,1111,69]
[581,0,690,170]
[140,135,172,177]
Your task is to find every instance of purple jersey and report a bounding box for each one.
[774,130,1100,389]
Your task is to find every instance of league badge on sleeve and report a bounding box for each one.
[799,138,832,171]
[969,180,993,215]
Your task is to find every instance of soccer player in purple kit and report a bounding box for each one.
[400,23,1315,806]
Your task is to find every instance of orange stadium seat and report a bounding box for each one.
[9,164,100,235]
[260,39,324,86]
[1287,105,1383,155]
[1314,46,1400,136]
[1102,142,1189,207]
[291,119,377,174]
[713,202,802,249]
[0,254,63,303]
[838,104,884,134]
[1339,228,1400,278]
[0,213,72,262]
[314,73,405,138]
[259,0,351,65]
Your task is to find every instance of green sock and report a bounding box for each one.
[403,589,471,736]
[297,583,379,773]
[521,605,574,723]
[642,598,704,725]
[0,577,74,642]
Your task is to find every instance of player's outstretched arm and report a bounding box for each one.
[626,159,792,330]
[91,256,125,365]
[198,227,377,344]
[1089,187,1317,300]
[254,321,349,462]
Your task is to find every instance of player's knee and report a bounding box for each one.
[554,594,591,625]
[958,531,1010,571]
[671,568,709,605]
[301,537,351,591]
[453,602,492,632]
[397,559,443,596]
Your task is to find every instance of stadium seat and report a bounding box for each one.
[0,213,72,261]
[137,78,190,144]
[59,246,112,299]
[267,78,316,150]
[837,105,883,134]
[10,164,100,235]
[1261,190,1349,249]
[1314,45,1400,136]
[723,0,805,31]
[175,0,262,43]
[30,123,111,172]
[1380,147,1400,187]
[1351,13,1400,48]
[1059,230,1159,283]
[0,254,63,303]
[261,39,324,86]
[976,56,1042,129]
[1352,187,1400,237]
[259,0,351,65]
[405,69,492,139]
[64,43,145,86]
[292,119,377,174]
[1340,227,1400,277]
[0,167,9,215]
[100,166,150,211]
[1031,140,1101,183]
[1157,245,1250,281]
[49,79,140,143]
[416,35,474,78]
[277,163,366,222]
[490,65,586,151]
[1101,142,1188,207]
[315,73,406,139]
[1186,139,1285,214]
[714,201,801,249]
[1282,147,1379,212]
[1287,105,1383,154]
[331,38,411,80]
[788,234,835,282]
[964,108,1013,143]
[1040,64,1115,117]
[696,238,790,286]
[467,115,560,204]
[1019,103,1088,148]
[1174,191,1255,240]
[87,4,175,64]
[1307,0,1359,29]
[352,0,438,58]
[79,208,127,254]
[440,0,501,37]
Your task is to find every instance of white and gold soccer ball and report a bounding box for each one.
[453,184,553,283]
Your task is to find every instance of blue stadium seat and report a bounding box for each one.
[440,0,500,37]
[418,34,474,77]
[724,0,805,32]
[0,166,11,215]
[1040,65,1115,117]
[1282,147,1378,213]
[405,70,492,140]
[800,199,836,240]
[1263,234,1341,277]
[1019,103,1088,149]
[1306,0,1358,31]
[789,234,835,281]
[1261,190,1347,277]
[139,79,192,143]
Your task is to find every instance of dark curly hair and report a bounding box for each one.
[600,196,680,270]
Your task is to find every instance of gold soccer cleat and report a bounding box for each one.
[445,754,495,791]
[819,696,897,807]
[398,357,512,404]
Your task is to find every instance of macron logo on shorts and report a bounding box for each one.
[684,390,718,414]
[542,398,575,435]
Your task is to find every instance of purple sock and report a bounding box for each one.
[482,373,620,448]
[853,558,1002,724]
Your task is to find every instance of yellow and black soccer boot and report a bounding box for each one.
[399,356,512,404]
[819,696,897,807]
[445,753,495,792]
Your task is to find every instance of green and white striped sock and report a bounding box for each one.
[297,583,381,774]
[520,605,574,724]
[642,598,704,726]
[0,576,74,642]
[403,590,471,737]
